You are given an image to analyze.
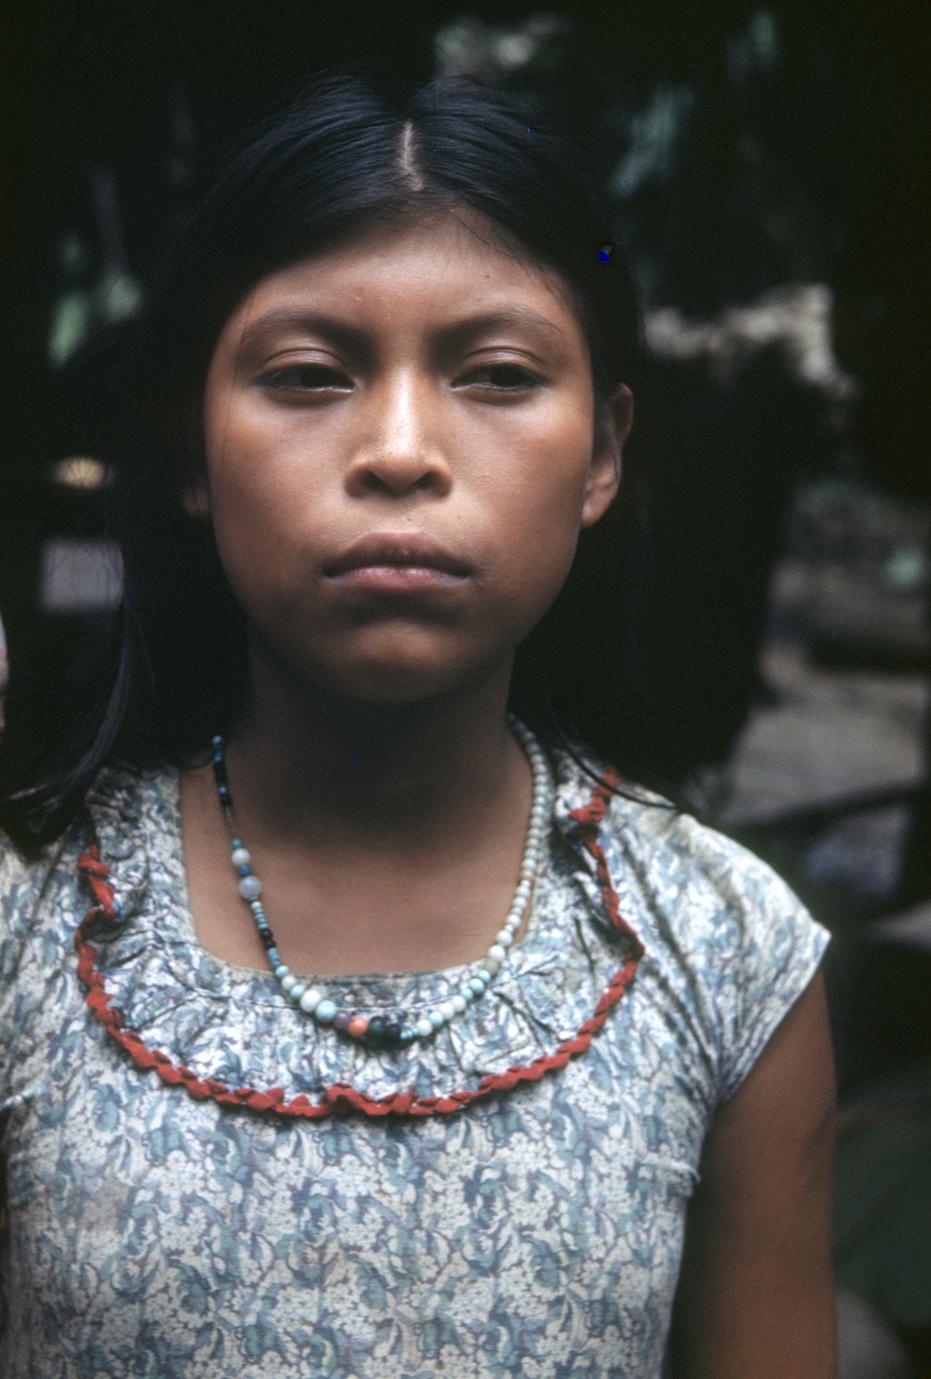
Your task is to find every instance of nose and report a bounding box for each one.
[344,372,453,498]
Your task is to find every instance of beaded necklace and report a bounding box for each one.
[209,713,552,1051]
[74,757,646,1121]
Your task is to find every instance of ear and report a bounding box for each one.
[181,475,212,520]
[580,383,634,529]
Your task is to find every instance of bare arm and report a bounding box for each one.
[667,967,837,1378]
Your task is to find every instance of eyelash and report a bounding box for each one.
[259,364,543,394]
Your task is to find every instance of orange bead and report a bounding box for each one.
[347,1015,369,1039]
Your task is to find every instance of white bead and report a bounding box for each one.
[222,716,553,1046]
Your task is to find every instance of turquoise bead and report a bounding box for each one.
[399,1025,417,1045]
[468,976,486,995]
[429,1010,446,1029]
[315,999,337,1024]
[290,984,305,1001]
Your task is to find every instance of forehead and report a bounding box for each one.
[219,209,586,350]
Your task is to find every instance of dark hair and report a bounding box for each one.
[0,64,698,858]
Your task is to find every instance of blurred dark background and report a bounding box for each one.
[1,3,929,1372]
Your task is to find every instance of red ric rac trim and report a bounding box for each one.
[74,766,644,1121]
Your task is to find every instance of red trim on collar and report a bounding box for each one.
[74,767,644,1121]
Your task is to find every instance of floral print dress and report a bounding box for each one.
[0,742,831,1378]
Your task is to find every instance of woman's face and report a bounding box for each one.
[191,209,631,706]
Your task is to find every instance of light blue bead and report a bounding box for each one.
[237,862,253,877]
[267,948,280,965]
[429,1010,446,1029]
[468,976,486,995]
[314,999,337,1024]
[230,836,243,849]
[274,965,289,979]
[290,984,305,1001]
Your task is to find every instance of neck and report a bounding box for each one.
[218,655,531,856]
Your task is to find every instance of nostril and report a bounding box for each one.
[366,468,431,496]
[348,452,451,497]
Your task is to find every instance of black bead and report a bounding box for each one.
[381,1019,403,1048]
[365,1016,386,1048]
[259,929,276,949]
[218,785,232,804]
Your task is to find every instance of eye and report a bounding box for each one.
[258,362,543,395]
[261,364,349,392]
[462,364,541,392]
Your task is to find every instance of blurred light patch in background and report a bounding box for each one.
[48,456,114,490]
[39,538,123,613]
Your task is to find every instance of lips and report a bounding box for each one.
[324,532,472,578]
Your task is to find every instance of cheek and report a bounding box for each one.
[498,433,592,544]
[207,400,314,502]
[492,463,589,615]
[205,411,326,571]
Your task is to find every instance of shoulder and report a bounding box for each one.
[600,771,828,955]
[0,825,67,937]
[559,743,818,941]
[555,744,832,1109]
[0,823,78,1056]
[0,757,173,957]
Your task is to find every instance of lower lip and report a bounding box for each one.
[326,565,469,591]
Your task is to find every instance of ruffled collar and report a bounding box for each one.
[75,742,646,1117]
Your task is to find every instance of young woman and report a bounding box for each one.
[0,68,836,1378]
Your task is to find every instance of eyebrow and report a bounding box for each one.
[236,305,566,356]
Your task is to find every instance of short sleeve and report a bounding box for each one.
[700,831,832,1110]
